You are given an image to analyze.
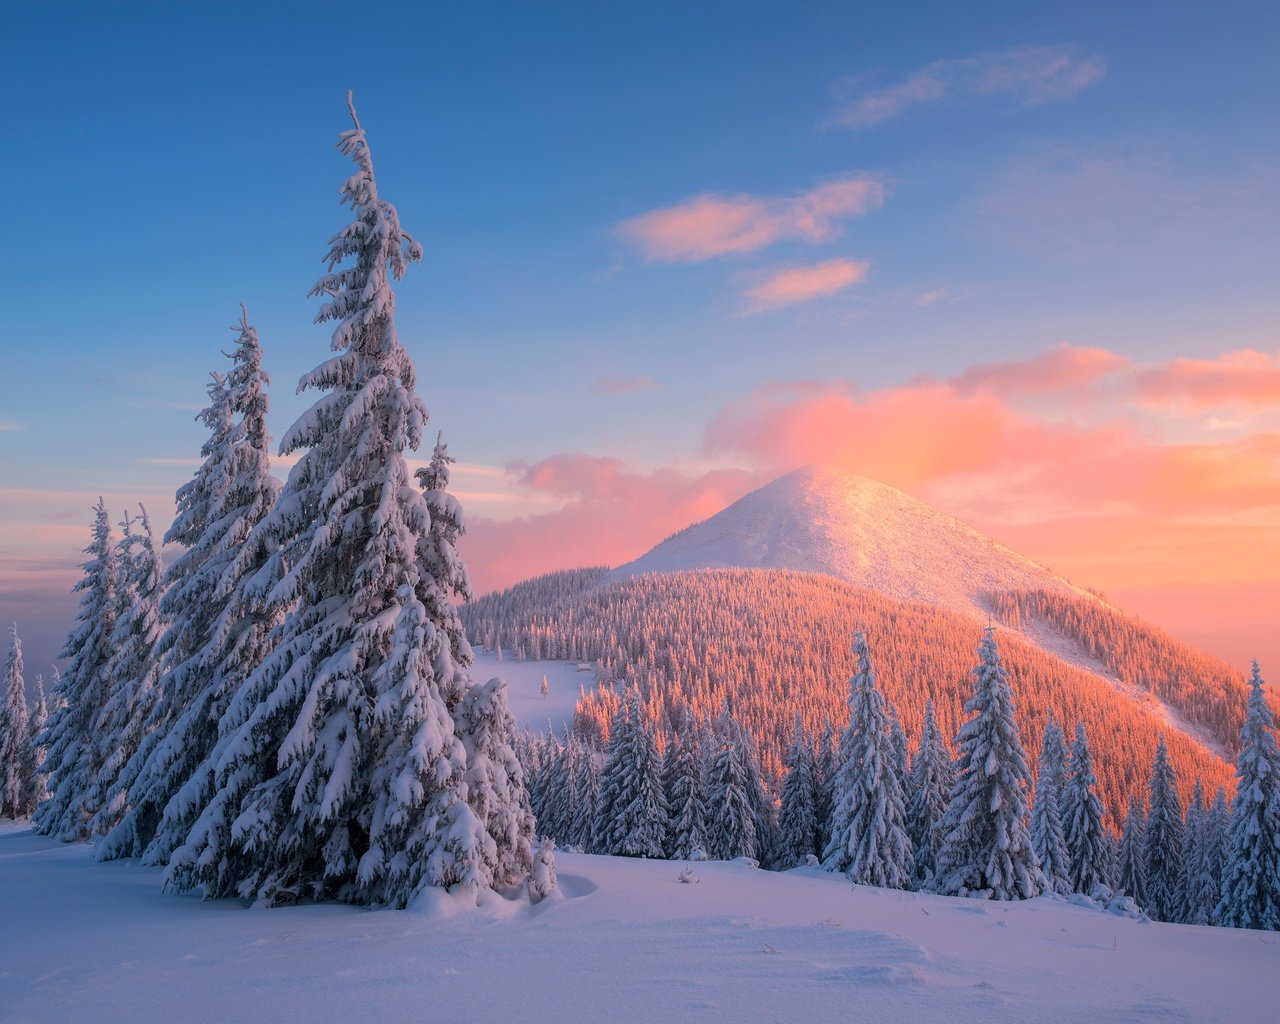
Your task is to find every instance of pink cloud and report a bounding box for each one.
[616,176,886,263]
[1129,349,1280,411]
[592,374,659,396]
[462,458,758,594]
[830,45,1106,131]
[947,343,1131,398]
[740,259,870,314]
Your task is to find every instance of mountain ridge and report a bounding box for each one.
[613,464,1101,622]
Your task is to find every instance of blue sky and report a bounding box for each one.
[3,1,1279,676]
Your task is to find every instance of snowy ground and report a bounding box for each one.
[471,649,589,733]
[2,823,1276,1024]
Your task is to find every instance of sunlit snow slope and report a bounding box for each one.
[615,465,1095,620]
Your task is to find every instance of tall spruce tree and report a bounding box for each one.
[705,708,759,862]
[170,96,517,907]
[934,628,1045,900]
[593,686,668,857]
[813,720,837,851]
[1116,794,1148,908]
[1030,718,1071,894]
[1217,662,1280,930]
[29,674,50,806]
[821,633,913,888]
[91,507,167,843]
[906,698,953,885]
[776,718,820,868]
[664,716,709,860]
[1062,724,1110,895]
[570,739,601,851]
[1179,780,1216,925]
[102,310,281,865]
[33,501,116,841]
[1142,735,1184,922]
[0,624,36,817]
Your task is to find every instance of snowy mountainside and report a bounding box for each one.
[2,822,1273,1024]
[614,464,1098,621]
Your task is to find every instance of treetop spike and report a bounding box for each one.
[346,90,361,130]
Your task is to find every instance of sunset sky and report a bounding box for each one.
[3,1,1278,678]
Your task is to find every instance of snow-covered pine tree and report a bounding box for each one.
[452,677,536,888]
[569,738,601,851]
[776,717,820,868]
[593,686,668,857]
[33,501,116,841]
[1203,787,1229,923]
[1062,723,1110,895]
[171,96,509,908]
[934,628,1046,900]
[1178,780,1216,925]
[906,698,953,886]
[821,633,913,888]
[1142,735,1184,922]
[664,716,709,860]
[1216,662,1280,930]
[101,310,281,865]
[813,720,837,850]
[29,674,50,806]
[1116,794,1148,908]
[90,507,167,844]
[1030,717,1070,894]
[888,706,909,782]
[0,624,36,818]
[705,707,759,862]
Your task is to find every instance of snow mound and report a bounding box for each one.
[614,465,1096,621]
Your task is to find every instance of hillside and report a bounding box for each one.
[462,568,1238,826]
[3,822,1273,1024]
[614,465,1097,620]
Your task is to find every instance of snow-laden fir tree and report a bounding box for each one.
[707,707,775,863]
[888,706,909,788]
[535,732,572,844]
[569,737,601,851]
[813,720,837,851]
[1217,662,1280,930]
[906,698,954,885]
[821,633,913,888]
[663,716,709,860]
[101,310,281,865]
[1178,780,1217,925]
[593,686,668,857]
[0,624,36,818]
[171,96,518,908]
[88,507,166,844]
[933,628,1046,899]
[1115,794,1148,908]
[1030,717,1070,894]
[1203,787,1229,921]
[33,501,116,841]
[452,677,536,888]
[776,717,820,868]
[28,674,50,806]
[1142,735,1184,922]
[1062,723,1111,895]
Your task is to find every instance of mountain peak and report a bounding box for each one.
[614,464,1094,620]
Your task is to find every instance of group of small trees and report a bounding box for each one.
[16,97,536,909]
[517,626,1280,929]
[0,625,49,818]
[524,695,776,864]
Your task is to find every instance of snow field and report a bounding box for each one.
[2,822,1275,1024]
[471,649,589,733]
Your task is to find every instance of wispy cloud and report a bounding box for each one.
[829,45,1106,131]
[592,374,660,396]
[740,259,870,314]
[914,287,958,308]
[616,176,886,263]
[0,422,22,432]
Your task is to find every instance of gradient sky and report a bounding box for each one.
[3,1,1278,680]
